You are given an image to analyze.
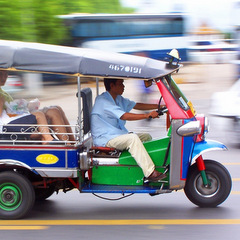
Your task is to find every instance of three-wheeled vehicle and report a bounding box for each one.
[0,40,232,219]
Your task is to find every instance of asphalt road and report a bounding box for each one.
[1,63,240,240]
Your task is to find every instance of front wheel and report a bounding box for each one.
[184,160,232,207]
[0,171,35,219]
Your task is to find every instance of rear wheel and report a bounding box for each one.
[0,171,35,219]
[184,160,232,207]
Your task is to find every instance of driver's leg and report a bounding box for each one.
[136,133,152,142]
[106,133,155,177]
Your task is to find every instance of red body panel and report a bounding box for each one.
[156,80,194,119]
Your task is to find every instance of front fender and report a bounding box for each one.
[192,139,227,162]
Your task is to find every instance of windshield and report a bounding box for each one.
[161,75,190,111]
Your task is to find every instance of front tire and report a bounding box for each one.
[184,160,232,207]
[0,171,35,219]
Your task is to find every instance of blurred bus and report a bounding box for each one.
[59,13,188,61]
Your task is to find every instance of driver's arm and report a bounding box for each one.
[120,111,159,121]
[133,103,158,110]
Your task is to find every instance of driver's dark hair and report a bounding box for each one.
[104,78,122,91]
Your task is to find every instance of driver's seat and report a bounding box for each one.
[80,88,117,154]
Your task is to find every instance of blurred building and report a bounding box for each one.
[188,23,238,64]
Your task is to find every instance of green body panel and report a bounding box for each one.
[92,166,144,185]
[91,137,170,185]
[119,137,170,166]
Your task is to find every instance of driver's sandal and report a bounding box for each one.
[147,170,167,182]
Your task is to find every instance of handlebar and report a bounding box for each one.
[157,106,168,115]
[149,107,168,119]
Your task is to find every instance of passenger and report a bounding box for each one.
[0,70,56,144]
[0,70,72,144]
[27,98,75,141]
[91,78,166,182]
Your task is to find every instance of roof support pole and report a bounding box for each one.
[96,77,99,96]
[77,75,83,143]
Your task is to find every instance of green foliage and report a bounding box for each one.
[55,0,133,14]
[0,0,133,44]
[0,0,22,40]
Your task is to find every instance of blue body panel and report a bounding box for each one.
[180,119,196,179]
[0,147,79,169]
[192,139,227,162]
[181,136,195,179]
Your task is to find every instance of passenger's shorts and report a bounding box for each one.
[0,114,37,140]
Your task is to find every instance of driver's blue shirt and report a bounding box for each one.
[91,91,136,147]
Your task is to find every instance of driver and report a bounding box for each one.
[91,78,167,182]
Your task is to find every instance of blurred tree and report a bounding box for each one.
[55,0,133,14]
[0,0,22,40]
[0,0,133,44]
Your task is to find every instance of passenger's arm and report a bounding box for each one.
[120,111,159,121]
[0,97,4,116]
[133,103,158,110]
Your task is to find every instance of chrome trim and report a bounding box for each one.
[170,119,187,189]
[77,75,82,143]
[177,121,201,137]
[0,159,32,170]
[204,117,210,134]
[155,189,173,194]
[92,157,119,166]
[0,123,78,146]
[34,168,78,178]
[80,151,90,170]
[65,149,68,168]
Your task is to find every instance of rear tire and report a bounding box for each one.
[184,160,232,207]
[0,171,35,219]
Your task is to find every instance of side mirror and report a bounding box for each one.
[177,121,201,137]
[144,80,152,88]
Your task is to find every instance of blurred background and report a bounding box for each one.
[1,0,240,146]
[1,0,240,84]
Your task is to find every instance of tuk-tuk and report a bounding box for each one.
[0,40,232,219]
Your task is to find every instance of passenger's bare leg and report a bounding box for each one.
[31,111,54,144]
[54,106,75,141]
[45,107,72,141]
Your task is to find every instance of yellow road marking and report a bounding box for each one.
[231,191,240,194]
[223,163,240,165]
[232,178,240,181]
[1,219,240,226]
[1,162,239,229]
[0,226,48,230]
[148,225,165,229]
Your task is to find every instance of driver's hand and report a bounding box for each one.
[147,111,159,119]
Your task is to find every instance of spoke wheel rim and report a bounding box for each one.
[0,183,22,211]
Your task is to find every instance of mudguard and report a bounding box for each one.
[0,159,33,171]
[192,139,227,162]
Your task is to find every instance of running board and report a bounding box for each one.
[80,184,173,194]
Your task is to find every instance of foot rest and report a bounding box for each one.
[90,146,120,157]
[91,146,117,152]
